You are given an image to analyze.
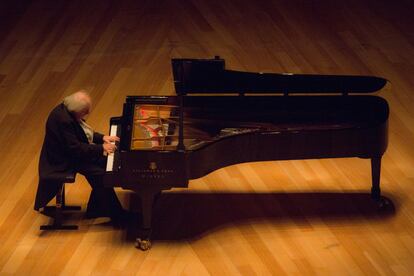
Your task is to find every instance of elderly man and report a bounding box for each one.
[34,90,124,221]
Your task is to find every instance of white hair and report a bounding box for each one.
[63,90,91,116]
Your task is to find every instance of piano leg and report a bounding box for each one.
[134,188,159,251]
[371,156,389,209]
[371,156,381,201]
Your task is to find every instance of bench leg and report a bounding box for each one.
[61,185,82,211]
[40,184,79,230]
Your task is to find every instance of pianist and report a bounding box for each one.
[34,90,125,222]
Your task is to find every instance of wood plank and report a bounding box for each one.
[0,0,413,274]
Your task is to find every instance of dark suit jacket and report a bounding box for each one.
[34,103,105,210]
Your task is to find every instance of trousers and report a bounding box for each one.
[77,155,123,218]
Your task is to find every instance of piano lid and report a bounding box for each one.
[171,57,388,95]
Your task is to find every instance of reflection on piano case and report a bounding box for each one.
[104,57,389,250]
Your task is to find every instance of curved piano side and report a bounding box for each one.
[184,96,389,186]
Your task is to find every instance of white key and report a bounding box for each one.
[106,124,118,172]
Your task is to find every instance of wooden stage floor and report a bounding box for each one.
[0,0,413,275]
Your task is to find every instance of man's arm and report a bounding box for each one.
[60,120,103,161]
[93,132,119,145]
[93,132,104,144]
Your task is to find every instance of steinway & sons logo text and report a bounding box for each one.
[132,161,174,179]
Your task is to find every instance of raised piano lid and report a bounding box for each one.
[171,57,388,95]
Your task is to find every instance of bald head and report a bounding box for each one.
[63,90,92,120]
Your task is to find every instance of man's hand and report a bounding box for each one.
[103,143,117,154]
[103,135,120,144]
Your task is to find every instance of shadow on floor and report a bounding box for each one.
[124,191,396,241]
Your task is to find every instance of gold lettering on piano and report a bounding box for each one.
[132,165,175,179]
[149,162,157,170]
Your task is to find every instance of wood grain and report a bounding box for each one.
[0,0,413,274]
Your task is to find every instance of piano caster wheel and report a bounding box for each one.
[377,197,390,210]
[136,238,152,251]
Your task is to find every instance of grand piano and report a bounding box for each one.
[104,57,389,250]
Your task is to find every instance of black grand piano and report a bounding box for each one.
[104,57,389,250]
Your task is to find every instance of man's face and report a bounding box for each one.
[80,108,90,120]
[80,97,92,120]
[75,104,90,121]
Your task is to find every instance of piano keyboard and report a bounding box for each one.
[106,124,118,172]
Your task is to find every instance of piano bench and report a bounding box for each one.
[40,173,81,231]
